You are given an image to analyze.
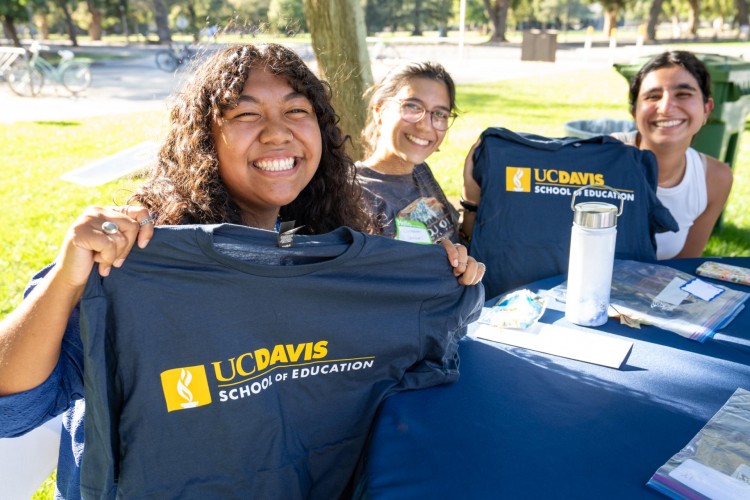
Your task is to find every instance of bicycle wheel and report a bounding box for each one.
[7,63,44,97]
[61,62,92,94]
[155,50,179,72]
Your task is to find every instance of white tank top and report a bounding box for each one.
[611,131,708,259]
[654,147,708,259]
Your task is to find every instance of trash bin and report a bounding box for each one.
[563,118,636,139]
[613,53,750,169]
[521,30,557,63]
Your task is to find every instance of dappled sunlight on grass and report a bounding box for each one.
[0,111,167,316]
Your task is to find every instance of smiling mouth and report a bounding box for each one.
[406,133,430,146]
[654,119,684,129]
[253,158,296,171]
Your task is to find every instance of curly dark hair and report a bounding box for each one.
[360,61,457,158]
[129,43,367,234]
[628,51,712,115]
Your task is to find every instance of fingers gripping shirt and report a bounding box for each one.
[78,225,483,498]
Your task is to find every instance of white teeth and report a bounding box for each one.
[655,120,682,128]
[406,134,429,146]
[254,158,295,171]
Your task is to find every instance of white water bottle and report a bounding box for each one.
[565,185,623,327]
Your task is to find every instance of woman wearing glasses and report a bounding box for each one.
[358,62,461,244]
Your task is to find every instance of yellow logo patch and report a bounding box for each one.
[506,167,531,192]
[161,365,212,412]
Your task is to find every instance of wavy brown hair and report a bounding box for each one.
[129,43,367,234]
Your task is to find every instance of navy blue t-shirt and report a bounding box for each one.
[469,127,678,299]
[78,225,483,498]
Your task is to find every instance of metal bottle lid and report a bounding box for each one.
[573,202,618,229]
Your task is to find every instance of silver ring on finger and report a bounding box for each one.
[139,217,155,227]
[101,221,120,235]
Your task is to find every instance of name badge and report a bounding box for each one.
[395,218,432,244]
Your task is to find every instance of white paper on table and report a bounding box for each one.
[472,317,633,369]
[668,459,750,500]
[680,278,726,302]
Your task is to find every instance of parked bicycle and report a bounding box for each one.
[6,42,92,97]
[154,43,196,72]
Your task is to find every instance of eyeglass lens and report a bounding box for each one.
[399,102,453,131]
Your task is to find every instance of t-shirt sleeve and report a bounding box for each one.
[0,264,84,437]
[401,281,484,391]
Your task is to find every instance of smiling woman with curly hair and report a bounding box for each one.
[131,43,368,233]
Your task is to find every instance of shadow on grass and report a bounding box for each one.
[34,121,81,127]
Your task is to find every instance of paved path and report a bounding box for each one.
[1,41,747,124]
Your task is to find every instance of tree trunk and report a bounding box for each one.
[737,0,750,27]
[687,0,699,35]
[187,1,199,43]
[646,0,664,41]
[482,0,510,42]
[86,1,103,40]
[303,0,373,158]
[603,6,619,37]
[1,16,22,47]
[57,0,79,46]
[119,1,130,43]
[412,0,423,36]
[35,14,50,40]
[152,0,171,43]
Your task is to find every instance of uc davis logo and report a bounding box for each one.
[506,167,531,192]
[161,365,212,412]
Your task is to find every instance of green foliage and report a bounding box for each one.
[365,0,455,34]
[267,0,306,34]
[0,0,31,19]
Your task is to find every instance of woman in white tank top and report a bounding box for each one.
[616,51,733,259]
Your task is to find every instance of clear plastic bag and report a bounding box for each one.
[546,260,749,342]
[648,388,750,499]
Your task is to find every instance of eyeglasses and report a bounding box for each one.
[391,100,457,131]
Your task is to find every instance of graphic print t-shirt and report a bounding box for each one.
[357,162,460,243]
[78,225,483,499]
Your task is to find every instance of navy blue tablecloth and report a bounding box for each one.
[358,257,750,499]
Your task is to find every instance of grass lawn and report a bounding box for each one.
[1,112,167,316]
[1,65,748,499]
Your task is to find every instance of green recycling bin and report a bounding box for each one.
[613,53,750,169]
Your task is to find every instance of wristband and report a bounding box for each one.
[459,197,479,212]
